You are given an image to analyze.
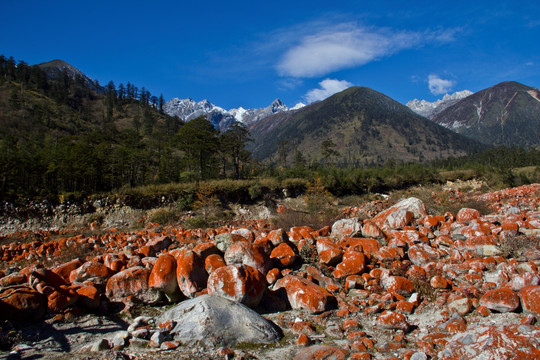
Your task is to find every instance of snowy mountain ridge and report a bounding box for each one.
[406,90,473,119]
[164,97,305,130]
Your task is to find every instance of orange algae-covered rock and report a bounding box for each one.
[270,242,298,267]
[176,250,208,298]
[274,275,336,313]
[293,345,347,360]
[207,264,266,308]
[106,266,161,304]
[332,249,366,279]
[148,253,181,301]
[520,285,540,316]
[479,288,520,312]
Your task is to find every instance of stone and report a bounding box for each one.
[157,295,281,347]
[69,261,113,286]
[380,274,414,296]
[293,345,347,360]
[274,275,336,313]
[270,242,298,267]
[148,253,181,301]
[447,297,471,316]
[456,208,481,222]
[176,250,208,298]
[372,197,427,230]
[75,284,101,309]
[224,241,272,274]
[376,310,410,331]
[51,259,83,283]
[479,288,520,312]
[520,285,540,316]
[332,249,366,279]
[106,266,161,304]
[331,218,363,240]
[407,243,439,266]
[207,264,266,308]
[214,233,248,253]
[205,254,227,274]
[0,287,46,322]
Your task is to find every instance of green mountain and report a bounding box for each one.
[248,86,482,165]
[431,81,540,147]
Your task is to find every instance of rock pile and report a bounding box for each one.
[0,184,539,359]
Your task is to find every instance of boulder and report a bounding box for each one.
[293,345,347,360]
[148,253,182,301]
[331,218,363,241]
[207,264,266,308]
[157,295,281,347]
[274,275,336,313]
[372,197,427,230]
[176,250,208,298]
[0,287,46,321]
[479,288,520,312]
[106,266,161,304]
[224,241,272,274]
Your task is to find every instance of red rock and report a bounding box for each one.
[445,315,467,333]
[69,261,113,285]
[456,207,481,222]
[372,197,427,231]
[348,237,381,258]
[224,241,272,274]
[373,246,403,262]
[293,345,347,360]
[176,250,208,298]
[267,229,287,246]
[76,284,101,309]
[0,287,46,321]
[447,297,471,315]
[331,218,363,240]
[0,272,28,287]
[479,288,520,312]
[520,285,540,316]
[376,310,409,331]
[361,221,386,241]
[266,268,281,284]
[207,264,266,308]
[297,333,311,346]
[332,249,366,279]
[204,253,227,274]
[274,275,336,313]
[319,248,343,266]
[380,274,414,296]
[270,242,298,267]
[430,275,449,289]
[407,243,439,266]
[147,235,172,253]
[148,253,181,301]
[47,287,78,313]
[106,266,161,304]
[349,352,371,360]
[52,259,83,283]
[193,242,219,259]
[138,245,156,258]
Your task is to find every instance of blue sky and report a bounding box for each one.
[2,0,539,109]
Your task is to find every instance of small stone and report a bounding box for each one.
[479,288,520,312]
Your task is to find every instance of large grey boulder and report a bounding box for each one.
[157,294,281,347]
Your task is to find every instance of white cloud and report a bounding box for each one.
[304,78,354,103]
[428,74,455,95]
[277,23,426,78]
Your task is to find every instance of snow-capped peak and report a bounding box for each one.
[163,97,293,130]
[291,102,306,110]
[406,90,473,119]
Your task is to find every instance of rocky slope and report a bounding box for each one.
[431,81,540,147]
[0,183,539,359]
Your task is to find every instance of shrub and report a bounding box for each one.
[149,208,178,225]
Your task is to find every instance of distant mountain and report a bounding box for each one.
[406,90,473,119]
[163,98,301,131]
[37,59,102,92]
[248,86,482,165]
[431,81,540,147]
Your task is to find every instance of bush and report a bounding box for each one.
[149,208,178,225]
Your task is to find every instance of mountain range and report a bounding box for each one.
[164,97,304,131]
[12,58,540,164]
[247,86,482,164]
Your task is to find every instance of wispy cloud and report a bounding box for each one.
[304,78,354,103]
[428,74,455,95]
[277,23,457,78]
